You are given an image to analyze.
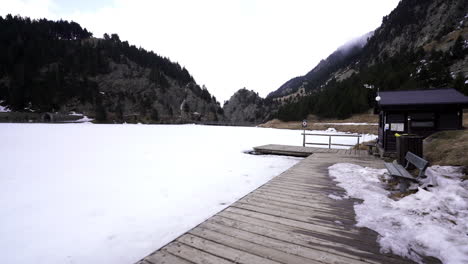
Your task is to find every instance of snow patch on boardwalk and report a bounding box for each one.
[329,163,468,264]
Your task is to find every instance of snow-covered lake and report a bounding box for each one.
[0,123,375,264]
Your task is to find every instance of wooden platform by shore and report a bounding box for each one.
[253,144,368,157]
[136,146,438,264]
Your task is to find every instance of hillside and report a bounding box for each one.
[223,88,273,124]
[271,0,468,121]
[0,15,223,123]
[268,31,372,100]
[424,129,468,167]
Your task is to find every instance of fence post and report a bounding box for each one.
[357,135,360,147]
[303,130,305,147]
[328,135,331,149]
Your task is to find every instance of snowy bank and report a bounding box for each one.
[329,163,468,264]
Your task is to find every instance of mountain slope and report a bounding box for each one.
[273,0,468,121]
[223,88,273,124]
[268,31,372,100]
[0,15,223,123]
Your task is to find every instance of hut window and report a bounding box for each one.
[386,114,405,131]
[390,123,404,131]
[409,112,435,128]
[411,121,434,128]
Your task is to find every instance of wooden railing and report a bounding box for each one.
[302,132,361,149]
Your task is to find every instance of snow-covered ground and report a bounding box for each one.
[329,163,468,264]
[0,124,375,264]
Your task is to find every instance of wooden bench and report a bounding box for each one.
[384,151,430,192]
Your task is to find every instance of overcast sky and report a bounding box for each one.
[2,0,400,102]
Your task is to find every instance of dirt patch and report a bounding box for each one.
[424,130,468,167]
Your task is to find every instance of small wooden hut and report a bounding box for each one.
[375,88,468,153]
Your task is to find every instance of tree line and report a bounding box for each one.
[0,15,196,113]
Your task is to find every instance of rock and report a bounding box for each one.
[223,88,272,124]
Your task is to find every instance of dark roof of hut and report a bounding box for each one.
[378,89,468,106]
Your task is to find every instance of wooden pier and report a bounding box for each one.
[253,144,368,157]
[137,146,437,264]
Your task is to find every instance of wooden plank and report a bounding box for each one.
[261,184,343,198]
[251,190,354,210]
[248,192,355,216]
[177,234,282,264]
[252,144,366,157]
[239,196,356,221]
[249,191,355,215]
[136,260,153,264]
[265,181,344,193]
[264,183,343,195]
[253,144,317,157]
[211,214,400,264]
[144,249,194,264]
[199,220,358,264]
[225,206,365,237]
[163,242,233,264]
[254,187,347,204]
[269,179,344,190]
[237,196,351,219]
[189,226,318,264]
[227,205,379,245]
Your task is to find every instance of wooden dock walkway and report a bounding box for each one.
[253,144,368,157]
[137,146,431,264]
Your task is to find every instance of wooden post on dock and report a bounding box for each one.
[303,130,305,147]
[302,120,308,147]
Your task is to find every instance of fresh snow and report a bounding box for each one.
[64,112,94,123]
[73,116,94,123]
[329,163,468,264]
[0,124,375,264]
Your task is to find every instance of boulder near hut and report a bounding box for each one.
[375,88,468,154]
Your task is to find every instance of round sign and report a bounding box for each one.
[302,120,307,128]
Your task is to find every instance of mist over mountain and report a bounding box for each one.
[267,31,374,100]
[272,0,468,121]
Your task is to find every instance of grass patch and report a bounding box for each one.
[424,130,468,167]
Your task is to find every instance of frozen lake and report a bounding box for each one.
[0,123,376,264]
